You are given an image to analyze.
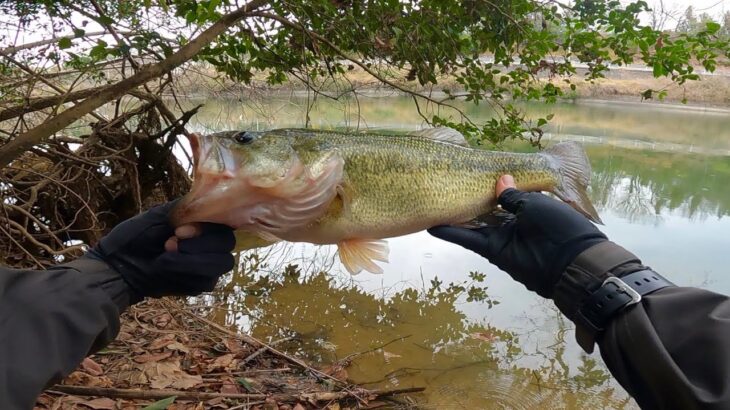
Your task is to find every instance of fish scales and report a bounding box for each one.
[288,131,556,238]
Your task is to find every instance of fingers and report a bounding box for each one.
[177,223,236,254]
[175,223,201,239]
[156,251,235,276]
[164,236,178,252]
[495,175,516,197]
[494,174,530,214]
[427,226,491,255]
[164,222,201,252]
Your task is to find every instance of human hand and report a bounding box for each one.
[428,175,607,297]
[88,201,235,299]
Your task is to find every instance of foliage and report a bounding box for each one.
[1,0,728,147]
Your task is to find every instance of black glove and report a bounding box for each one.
[87,201,235,299]
[428,188,607,298]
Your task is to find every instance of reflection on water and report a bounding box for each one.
[190,97,730,409]
[207,267,632,409]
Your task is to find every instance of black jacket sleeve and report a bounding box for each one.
[0,258,132,410]
[553,241,730,409]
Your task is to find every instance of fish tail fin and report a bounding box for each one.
[541,141,603,224]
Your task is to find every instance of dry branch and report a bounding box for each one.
[0,31,124,54]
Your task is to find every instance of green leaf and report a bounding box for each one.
[705,21,721,34]
[537,118,548,127]
[58,38,73,49]
[99,15,114,25]
[207,0,221,14]
[237,377,256,392]
[652,62,664,77]
[141,396,176,410]
[72,28,85,37]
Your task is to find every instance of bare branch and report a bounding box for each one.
[0,31,128,54]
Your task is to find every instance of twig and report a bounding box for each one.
[174,302,366,402]
[242,336,295,365]
[0,31,128,54]
[48,386,268,400]
[337,335,412,365]
[205,367,291,377]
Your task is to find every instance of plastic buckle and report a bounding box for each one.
[603,276,642,306]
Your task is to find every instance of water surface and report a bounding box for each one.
[189,96,730,409]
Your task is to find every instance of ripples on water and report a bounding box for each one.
[189,97,729,409]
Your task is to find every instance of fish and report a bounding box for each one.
[172,127,601,275]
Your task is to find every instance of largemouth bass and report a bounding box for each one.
[172,128,601,274]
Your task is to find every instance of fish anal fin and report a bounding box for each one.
[412,127,469,147]
[337,238,389,275]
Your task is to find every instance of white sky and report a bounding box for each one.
[629,0,728,29]
[643,0,728,18]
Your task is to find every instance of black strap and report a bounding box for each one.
[577,269,674,333]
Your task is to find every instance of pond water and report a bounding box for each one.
[187,96,730,409]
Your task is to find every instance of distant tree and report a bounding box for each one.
[676,6,697,33]
[648,0,681,31]
[722,11,730,38]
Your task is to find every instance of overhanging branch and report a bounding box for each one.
[0,0,270,169]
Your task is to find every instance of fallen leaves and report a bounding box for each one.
[81,358,104,376]
[78,397,117,410]
[140,359,203,390]
[207,353,236,372]
[64,371,113,388]
[133,351,173,364]
[37,298,414,410]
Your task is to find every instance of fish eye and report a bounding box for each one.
[233,131,255,144]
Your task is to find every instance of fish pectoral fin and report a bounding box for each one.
[337,239,390,275]
[412,127,469,147]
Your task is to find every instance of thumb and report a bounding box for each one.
[495,175,529,214]
[427,226,491,255]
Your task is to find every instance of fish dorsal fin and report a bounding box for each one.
[412,127,469,147]
[337,238,390,275]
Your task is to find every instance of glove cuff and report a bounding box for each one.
[56,256,142,309]
[551,241,645,351]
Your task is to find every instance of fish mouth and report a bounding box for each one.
[170,133,237,226]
